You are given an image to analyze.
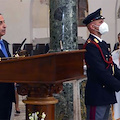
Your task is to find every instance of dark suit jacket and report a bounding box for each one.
[0,39,15,104]
[84,34,120,106]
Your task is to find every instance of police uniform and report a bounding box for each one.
[83,8,120,120]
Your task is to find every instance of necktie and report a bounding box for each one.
[0,40,8,57]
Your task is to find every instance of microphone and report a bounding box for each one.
[16,38,27,53]
[14,38,27,57]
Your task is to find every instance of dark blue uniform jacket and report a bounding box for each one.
[84,34,120,106]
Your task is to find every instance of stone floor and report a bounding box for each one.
[10,95,112,120]
[11,95,26,120]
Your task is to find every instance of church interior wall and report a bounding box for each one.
[0,0,119,52]
[0,0,32,44]
[32,0,50,40]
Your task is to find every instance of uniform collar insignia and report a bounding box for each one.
[94,38,99,43]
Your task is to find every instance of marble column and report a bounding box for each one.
[49,0,78,52]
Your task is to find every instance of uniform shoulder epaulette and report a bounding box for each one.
[94,38,99,43]
[87,39,91,43]
[83,39,91,49]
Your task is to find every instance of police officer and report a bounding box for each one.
[83,8,120,120]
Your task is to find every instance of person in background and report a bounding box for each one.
[83,8,120,120]
[112,50,120,120]
[112,33,120,120]
[113,33,120,51]
[0,13,15,119]
[15,83,20,114]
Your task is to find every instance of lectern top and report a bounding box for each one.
[0,50,85,83]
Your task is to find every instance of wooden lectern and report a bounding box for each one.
[0,50,85,120]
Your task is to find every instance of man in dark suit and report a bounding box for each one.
[83,8,120,120]
[0,13,15,119]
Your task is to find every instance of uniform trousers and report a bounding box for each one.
[86,105,110,120]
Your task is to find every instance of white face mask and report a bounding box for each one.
[93,22,109,35]
[99,22,109,34]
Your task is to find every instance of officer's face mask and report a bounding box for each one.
[93,22,109,35]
